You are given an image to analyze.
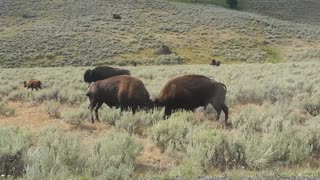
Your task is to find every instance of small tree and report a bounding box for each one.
[226,0,238,9]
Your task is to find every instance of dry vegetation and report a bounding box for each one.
[0,0,320,67]
[0,62,320,179]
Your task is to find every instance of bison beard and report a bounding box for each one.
[154,74,229,127]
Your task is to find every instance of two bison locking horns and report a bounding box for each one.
[84,66,230,127]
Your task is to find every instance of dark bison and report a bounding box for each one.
[86,75,153,123]
[154,74,229,127]
[23,79,42,90]
[210,59,221,66]
[112,14,121,19]
[84,66,131,84]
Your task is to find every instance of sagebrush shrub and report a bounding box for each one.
[0,102,15,117]
[0,127,33,177]
[88,132,143,179]
[151,111,193,153]
[62,104,90,126]
[25,128,87,179]
[44,100,61,118]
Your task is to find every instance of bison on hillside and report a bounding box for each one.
[154,74,229,127]
[84,66,131,84]
[210,59,221,66]
[86,75,153,123]
[23,79,42,90]
[112,14,121,19]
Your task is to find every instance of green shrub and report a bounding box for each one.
[154,54,186,65]
[44,100,61,118]
[62,104,90,126]
[187,126,246,169]
[88,132,143,179]
[25,128,87,179]
[7,90,34,102]
[0,85,14,96]
[100,107,121,125]
[114,109,163,134]
[302,97,320,116]
[0,102,15,117]
[0,127,33,177]
[33,89,59,103]
[151,111,193,154]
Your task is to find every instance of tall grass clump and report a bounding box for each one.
[25,128,87,179]
[62,103,90,127]
[0,127,33,177]
[44,100,61,118]
[151,111,193,154]
[88,132,143,179]
[114,108,163,134]
[302,95,320,116]
[7,90,35,102]
[33,88,59,103]
[0,101,15,117]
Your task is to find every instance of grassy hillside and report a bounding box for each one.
[0,62,320,178]
[239,0,320,26]
[0,0,319,67]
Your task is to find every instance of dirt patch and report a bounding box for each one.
[0,102,175,171]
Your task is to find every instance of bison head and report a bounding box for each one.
[84,69,93,83]
[23,81,27,87]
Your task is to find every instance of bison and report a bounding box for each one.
[154,74,229,127]
[23,79,42,90]
[86,75,153,123]
[210,59,221,66]
[84,66,131,84]
[112,14,121,19]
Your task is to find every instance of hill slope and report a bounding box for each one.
[0,0,319,67]
[239,0,320,26]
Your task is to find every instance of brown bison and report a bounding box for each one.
[84,66,131,84]
[23,79,42,90]
[154,74,229,127]
[112,14,121,19]
[210,59,221,66]
[86,75,153,123]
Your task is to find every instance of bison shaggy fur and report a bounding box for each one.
[23,79,42,90]
[154,74,229,127]
[84,66,131,83]
[86,75,152,123]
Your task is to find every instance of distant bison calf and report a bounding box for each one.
[24,79,42,90]
[84,66,131,84]
[154,74,229,127]
[86,75,153,123]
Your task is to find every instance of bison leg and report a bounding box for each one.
[210,101,222,120]
[164,107,172,119]
[89,100,98,123]
[132,106,137,115]
[94,102,103,123]
[221,104,229,127]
